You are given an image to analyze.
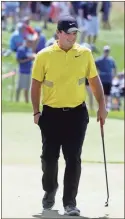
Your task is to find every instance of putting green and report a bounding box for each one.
[2,164,124,218]
[2,113,124,165]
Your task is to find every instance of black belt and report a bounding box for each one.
[43,102,86,112]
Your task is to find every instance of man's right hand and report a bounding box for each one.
[97,106,108,125]
[34,113,41,124]
[29,54,36,61]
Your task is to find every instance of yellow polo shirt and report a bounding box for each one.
[32,42,98,108]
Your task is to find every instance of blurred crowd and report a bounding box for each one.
[2,1,112,31]
[2,1,124,111]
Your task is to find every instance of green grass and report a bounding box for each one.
[2,2,124,118]
[2,113,124,165]
[2,100,124,119]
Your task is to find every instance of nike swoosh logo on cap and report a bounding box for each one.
[69,23,75,26]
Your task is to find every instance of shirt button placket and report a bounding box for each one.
[65,53,68,71]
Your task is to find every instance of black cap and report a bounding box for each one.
[57,16,79,33]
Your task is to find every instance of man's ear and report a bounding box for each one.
[56,30,61,34]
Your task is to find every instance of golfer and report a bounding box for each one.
[31,16,107,216]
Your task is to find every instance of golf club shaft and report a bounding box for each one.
[100,119,109,205]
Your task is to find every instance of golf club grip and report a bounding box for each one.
[100,119,104,137]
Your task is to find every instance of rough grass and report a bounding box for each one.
[2,100,124,119]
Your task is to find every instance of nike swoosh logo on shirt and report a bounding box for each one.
[75,55,81,58]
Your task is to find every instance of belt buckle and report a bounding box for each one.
[63,107,69,111]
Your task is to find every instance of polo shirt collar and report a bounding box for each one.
[53,41,78,51]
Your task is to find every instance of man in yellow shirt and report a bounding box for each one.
[31,16,107,216]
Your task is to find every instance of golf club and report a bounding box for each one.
[100,118,109,207]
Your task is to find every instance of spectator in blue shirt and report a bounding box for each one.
[16,34,36,103]
[34,27,46,53]
[95,45,116,107]
[10,22,26,52]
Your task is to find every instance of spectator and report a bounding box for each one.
[77,2,90,44]
[22,16,31,26]
[86,2,99,46]
[57,2,71,17]
[10,22,26,52]
[70,1,81,17]
[22,16,37,35]
[49,2,71,23]
[40,2,52,29]
[19,2,31,19]
[95,45,117,109]
[49,2,60,23]
[118,72,125,97]
[22,16,38,37]
[100,1,112,30]
[110,71,124,110]
[22,16,39,51]
[110,75,121,111]
[4,1,20,32]
[16,34,36,103]
[30,2,40,21]
[34,27,46,53]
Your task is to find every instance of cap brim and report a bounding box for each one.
[66,27,80,33]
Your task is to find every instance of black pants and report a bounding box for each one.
[38,103,89,207]
[102,83,112,96]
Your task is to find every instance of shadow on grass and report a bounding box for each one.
[32,210,110,219]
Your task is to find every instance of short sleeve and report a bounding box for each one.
[86,51,98,79]
[112,59,116,68]
[32,52,45,82]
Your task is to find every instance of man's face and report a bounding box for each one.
[104,50,110,56]
[58,31,78,47]
[26,40,33,48]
